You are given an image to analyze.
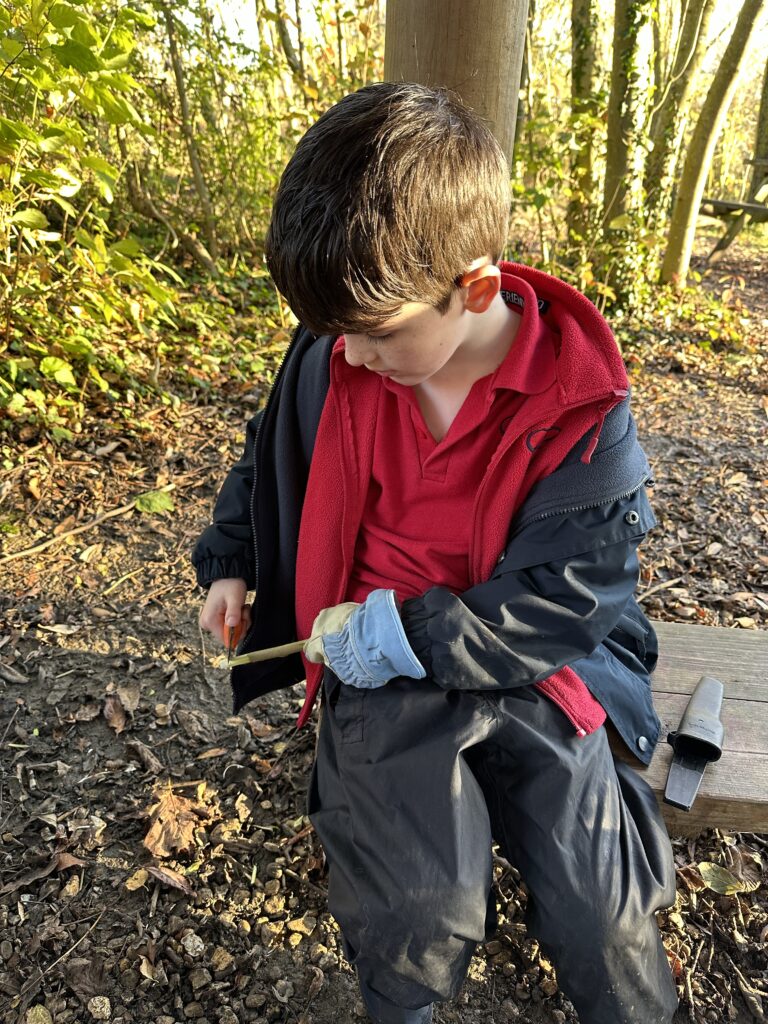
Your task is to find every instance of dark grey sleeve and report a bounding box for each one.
[400,488,654,691]
[190,410,262,589]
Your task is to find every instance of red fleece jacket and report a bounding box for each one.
[294,263,630,730]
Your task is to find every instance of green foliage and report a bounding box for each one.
[0,0,179,438]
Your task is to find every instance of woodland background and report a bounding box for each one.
[0,3,767,1024]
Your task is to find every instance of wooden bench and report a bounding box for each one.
[613,622,768,835]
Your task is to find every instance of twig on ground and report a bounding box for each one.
[0,484,176,566]
[637,575,686,602]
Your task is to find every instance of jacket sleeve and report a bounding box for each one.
[191,410,262,589]
[400,486,655,691]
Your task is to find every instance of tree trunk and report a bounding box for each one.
[660,0,767,286]
[707,56,768,261]
[567,0,599,252]
[162,3,219,263]
[384,0,530,163]
[117,135,219,277]
[603,0,655,227]
[644,0,715,230]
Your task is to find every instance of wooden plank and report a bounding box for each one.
[619,622,768,834]
[654,693,767,756]
[651,621,768,701]
[642,751,768,835]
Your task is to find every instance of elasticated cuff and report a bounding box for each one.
[193,556,254,590]
[399,597,434,676]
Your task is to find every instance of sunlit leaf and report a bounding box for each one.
[39,357,76,386]
[12,209,49,230]
[135,489,174,515]
[697,861,755,895]
[51,39,102,74]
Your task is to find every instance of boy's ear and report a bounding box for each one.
[459,264,501,314]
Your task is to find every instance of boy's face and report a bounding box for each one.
[341,291,479,388]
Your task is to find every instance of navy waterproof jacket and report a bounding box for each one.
[192,313,663,766]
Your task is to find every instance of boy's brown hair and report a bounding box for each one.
[265,82,510,335]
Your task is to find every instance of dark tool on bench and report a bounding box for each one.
[664,675,725,812]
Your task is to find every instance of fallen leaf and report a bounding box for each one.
[124,868,149,891]
[138,954,155,981]
[125,739,163,774]
[0,662,29,684]
[146,864,193,894]
[38,623,81,635]
[698,861,753,895]
[103,694,127,735]
[196,747,229,759]
[56,852,87,871]
[116,682,141,713]
[725,846,763,892]
[63,957,108,1001]
[75,702,101,721]
[143,782,213,858]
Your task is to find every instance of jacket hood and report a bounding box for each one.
[498,261,629,405]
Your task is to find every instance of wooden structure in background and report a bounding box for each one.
[383,0,530,161]
[615,621,768,835]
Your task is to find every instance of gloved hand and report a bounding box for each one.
[304,589,426,689]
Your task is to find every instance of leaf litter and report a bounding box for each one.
[0,238,766,1024]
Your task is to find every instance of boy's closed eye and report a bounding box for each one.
[366,333,393,344]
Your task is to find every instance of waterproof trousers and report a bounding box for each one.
[307,673,679,1024]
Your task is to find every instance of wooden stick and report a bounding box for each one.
[225,639,307,666]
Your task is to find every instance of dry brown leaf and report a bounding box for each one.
[124,868,149,891]
[146,864,193,894]
[175,708,214,744]
[125,739,163,774]
[138,955,155,981]
[196,747,229,760]
[143,782,212,858]
[63,957,108,1002]
[75,702,101,721]
[116,682,141,713]
[0,661,29,684]
[104,693,126,735]
[56,852,87,871]
[725,845,763,892]
[0,858,57,896]
[676,864,707,893]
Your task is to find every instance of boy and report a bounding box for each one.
[193,83,678,1024]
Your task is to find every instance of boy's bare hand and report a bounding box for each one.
[199,578,252,647]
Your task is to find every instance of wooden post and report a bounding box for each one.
[383,0,529,162]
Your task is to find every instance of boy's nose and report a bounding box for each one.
[343,335,376,368]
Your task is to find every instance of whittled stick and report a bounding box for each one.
[224,638,308,667]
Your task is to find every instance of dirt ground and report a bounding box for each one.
[1,240,766,1024]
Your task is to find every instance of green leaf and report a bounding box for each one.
[697,862,748,896]
[135,490,174,515]
[11,209,49,230]
[0,117,39,143]
[608,214,633,231]
[47,3,82,29]
[109,236,142,257]
[82,154,118,202]
[119,9,156,27]
[51,39,102,73]
[0,37,25,60]
[39,357,77,386]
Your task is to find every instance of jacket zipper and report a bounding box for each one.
[511,477,650,536]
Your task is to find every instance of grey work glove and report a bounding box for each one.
[304,589,426,689]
